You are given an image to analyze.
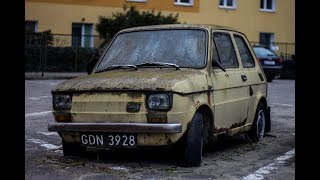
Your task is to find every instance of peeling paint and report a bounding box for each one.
[213,118,247,134]
[52,69,207,94]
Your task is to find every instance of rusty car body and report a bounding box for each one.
[48,24,271,167]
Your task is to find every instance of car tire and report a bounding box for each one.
[185,112,204,167]
[266,75,274,82]
[62,139,86,156]
[248,102,267,143]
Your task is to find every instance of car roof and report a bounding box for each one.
[119,24,242,34]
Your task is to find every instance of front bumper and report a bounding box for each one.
[48,122,182,134]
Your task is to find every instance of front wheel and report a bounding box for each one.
[248,102,266,142]
[185,112,204,167]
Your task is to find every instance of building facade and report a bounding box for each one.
[25,0,295,55]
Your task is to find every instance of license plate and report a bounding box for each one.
[80,133,137,148]
[264,60,275,65]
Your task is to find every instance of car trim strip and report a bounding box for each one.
[48,122,182,133]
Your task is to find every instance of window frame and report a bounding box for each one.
[260,0,276,12]
[212,32,239,69]
[174,0,194,6]
[96,28,209,71]
[219,0,237,9]
[259,32,275,50]
[25,20,38,33]
[72,23,94,48]
[233,34,256,68]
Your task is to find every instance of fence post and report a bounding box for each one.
[41,32,44,77]
[75,37,78,72]
[285,43,288,59]
[43,32,47,76]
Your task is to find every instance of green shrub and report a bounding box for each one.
[25,46,96,72]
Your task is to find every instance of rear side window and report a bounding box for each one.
[213,33,238,68]
[234,35,255,68]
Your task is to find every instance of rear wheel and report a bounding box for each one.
[248,102,266,142]
[185,112,204,167]
[62,139,86,156]
[266,75,274,82]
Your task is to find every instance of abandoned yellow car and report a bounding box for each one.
[48,24,271,167]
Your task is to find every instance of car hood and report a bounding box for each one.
[53,69,209,94]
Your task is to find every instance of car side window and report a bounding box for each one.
[213,33,239,68]
[234,35,255,68]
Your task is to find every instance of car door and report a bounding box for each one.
[232,33,267,125]
[210,31,249,133]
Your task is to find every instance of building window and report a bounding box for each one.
[175,0,193,6]
[259,32,275,49]
[72,23,94,48]
[260,0,276,12]
[126,0,147,2]
[25,21,38,33]
[219,0,237,9]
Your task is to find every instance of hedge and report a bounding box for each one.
[25,46,97,72]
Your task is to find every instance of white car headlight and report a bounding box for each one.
[147,94,171,110]
[53,94,72,110]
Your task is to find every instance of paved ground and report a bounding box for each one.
[25,79,295,180]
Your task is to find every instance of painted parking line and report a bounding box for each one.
[37,131,59,136]
[28,96,51,100]
[27,138,61,150]
[270,103,294,107]
[26,81,60,86]
[25,111,52,117]
[242,148,295,180]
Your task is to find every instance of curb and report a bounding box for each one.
[25,73,87,80]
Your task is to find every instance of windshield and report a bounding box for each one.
[96,29,207,71]
[253,47,277,57]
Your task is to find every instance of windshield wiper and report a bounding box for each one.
[136,62,180,70]
[96,65,137,73]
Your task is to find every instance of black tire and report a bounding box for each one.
[248,102,267,143]
[266,75,274,82]
[62,139,86,156]
[185,112,204,167]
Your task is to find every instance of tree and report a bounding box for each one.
[96,5,180,41]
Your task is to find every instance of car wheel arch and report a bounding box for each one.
[195,105,214,147]
[253,97,271,134]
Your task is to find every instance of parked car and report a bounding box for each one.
[252,46,282,82]
[280,55,295,79]
[48,24,271,167]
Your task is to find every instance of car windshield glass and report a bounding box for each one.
[253,47,276,57]
[96,29,207,71]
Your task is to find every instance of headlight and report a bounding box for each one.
[147,94,171,110]
[53,94,72,110]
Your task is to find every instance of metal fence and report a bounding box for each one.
[25,33,103,74]
[25,33,295,74]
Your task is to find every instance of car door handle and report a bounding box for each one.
[241,75,247,82]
